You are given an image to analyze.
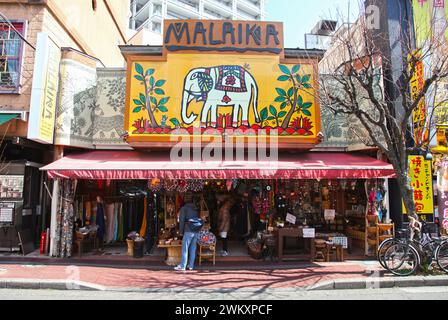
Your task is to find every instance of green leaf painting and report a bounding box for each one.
[159,97,170,106]
[133,107,142,113]
[278,111,287,118]
[154,88,165,95]
[146,69,155,76]
[170,118,180,127]
[277,75,290,82]
[135,63,143,75]
[302,74,311,83]
[158,106,168,112]
[276,88,287,97]
[133,99,142,106]
[269,105,277,117]
[260,107,268,120]
[279,64,290,75]
[139,93,146,105]
[292,64,301,74]
[134,75,144,81]
[155,80,166,87]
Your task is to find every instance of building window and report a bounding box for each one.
[0,22,24,93]
[153,4,162,15]
[152,22,161,33]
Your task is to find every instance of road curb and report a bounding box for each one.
[307,276,448,290]
[1,279,106,291]
[2,275,448,292]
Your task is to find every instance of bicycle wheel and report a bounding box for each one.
[422,240,437,265]
[384,242,419,276]
[377,238,400,269]
[436,240,448,273]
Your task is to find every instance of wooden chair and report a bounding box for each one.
[324,243,344,262]
[314,239,327,262]
[198,243,216,265]
[197,231,217,265]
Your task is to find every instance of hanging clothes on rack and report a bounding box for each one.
[105,202,115,243]
[139,197,148,238]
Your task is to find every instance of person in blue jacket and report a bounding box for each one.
[175,193,200,271]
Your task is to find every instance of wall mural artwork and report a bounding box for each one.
[127,53,320,144]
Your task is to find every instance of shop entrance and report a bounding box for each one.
[69,177,390,263]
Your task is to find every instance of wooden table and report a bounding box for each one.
[276,227,315,262]
[158,244,182,266]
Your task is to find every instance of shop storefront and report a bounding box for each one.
[40,20,396,264]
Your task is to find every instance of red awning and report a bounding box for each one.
[40,151,395,180]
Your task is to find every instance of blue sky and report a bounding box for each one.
[266,0,362,48]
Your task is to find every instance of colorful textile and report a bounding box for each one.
[215,66,247,93]
[105,203,115,243]
[139,197,148,237]
[96,203,105,239]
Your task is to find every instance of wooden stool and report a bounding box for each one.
[198,243,216,265]
[314,239,327,262]
[325,243,344,262]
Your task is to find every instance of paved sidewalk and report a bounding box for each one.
[0,260,440,292]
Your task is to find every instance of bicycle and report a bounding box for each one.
[382,220,447,276]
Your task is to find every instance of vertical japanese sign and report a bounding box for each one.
[28,33,61,144]
[437,163,448,230]
[403,155,434,214]
[409,51,428,146]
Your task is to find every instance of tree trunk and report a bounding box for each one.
[281,104,295,129]
[395,169,419,221]
[144,85,158,128]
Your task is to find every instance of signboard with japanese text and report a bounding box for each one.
[437,163,448,230]
[28,33,61,144]
[403,155,434,215]
[409,51,429,146]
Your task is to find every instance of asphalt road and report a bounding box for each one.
[1,287,448,300]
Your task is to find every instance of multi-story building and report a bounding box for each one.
[0,0,129,251]
[128,0,267,44]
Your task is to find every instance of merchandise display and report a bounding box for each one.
[69,177,388,261]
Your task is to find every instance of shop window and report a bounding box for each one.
[0,22,25,93]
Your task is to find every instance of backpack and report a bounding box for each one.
[188,217,204,232]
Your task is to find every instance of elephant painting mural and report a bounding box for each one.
[181,65,260,128]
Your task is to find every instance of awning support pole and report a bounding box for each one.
[49,179,59,257]
[384,178,390,223]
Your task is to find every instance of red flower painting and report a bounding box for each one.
[291,116,314,136]
[225,75,236,86]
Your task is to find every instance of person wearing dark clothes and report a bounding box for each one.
[95,196,106,251]
[175,194,200,271]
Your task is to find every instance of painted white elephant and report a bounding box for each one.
[181,65,260,128]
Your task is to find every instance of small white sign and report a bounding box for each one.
[324,209,336,221]
[286,213,296,224]
[303,228,315,238]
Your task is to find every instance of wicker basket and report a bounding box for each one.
[126,239,134,256]
[247,239,263,260]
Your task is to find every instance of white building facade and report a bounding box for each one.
[128,0,267,44]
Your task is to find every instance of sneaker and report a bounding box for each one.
[174,265,186,271]
[187,266,194,271]
[221,251,229,257]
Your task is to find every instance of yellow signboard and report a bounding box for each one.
[409,50,428,146]
[124,20,320,147]
[403,155,434,214]
[28,33,61,144]
[125,54,319,145]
